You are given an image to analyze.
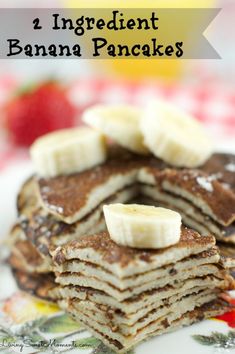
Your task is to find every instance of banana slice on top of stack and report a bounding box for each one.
[103,203,181,249]
[82,100,213,168]
[30,99,213,178]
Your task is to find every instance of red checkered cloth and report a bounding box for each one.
[1,78,235,171]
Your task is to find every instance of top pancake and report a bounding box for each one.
[37,147,235,226]
[38,146,151,224]
[52,228,216,278]
[17,175,139,258]
[142,168,235,227]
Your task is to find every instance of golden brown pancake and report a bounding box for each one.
[12,269,57,301]
[52,228,216,272]
[139,188,235,242]
[36,149,235,239]
[52,229,235,352]
[37,146,158,224]
[67,298,233,352]
[140,167,235,227]
[17,177,138,258]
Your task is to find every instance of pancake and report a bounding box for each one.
[52,229,234,352]
[54,248,219,290]
[9,225,57,301]
[71,290,217,338]
[71,289,217,331]
[140,185,235,242]
[138,167,235,227]
[8,219,108,275]
[50,275,232,314]
[55,264,221,301]
[217,242,235,277]
[9,238,50,274]
[218,242,235,261]
[8,223,52,272]
[17,177,139,258]
[68,298,233,352]
[36,150,235,244]
[37,151,235,226]
[52,229,216,278]
[138,158,235,245]
[12,269,57,301]
[37,146,149,224]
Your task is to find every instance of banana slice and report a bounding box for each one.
[141,100,213,167]
[30,127,107,178]
[82,104,149,155]
[103,203,181,249]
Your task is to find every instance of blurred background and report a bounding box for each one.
[0,0,234,241]
[1,0,235,83]
[0,0,235,162]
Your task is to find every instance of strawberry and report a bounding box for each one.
[5,81,77,146]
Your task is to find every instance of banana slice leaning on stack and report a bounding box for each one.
[82,104,149,155]
[30,127,107,178]
[103,203,182,249]
[140,100,213,167]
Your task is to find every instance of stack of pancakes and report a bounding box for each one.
[51,229,235,352]
[37,148,235,246]
[139,153,235,243]
[8,146,235,300]
[8,147,141,300]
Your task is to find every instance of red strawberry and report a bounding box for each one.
[5,81,77,146]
